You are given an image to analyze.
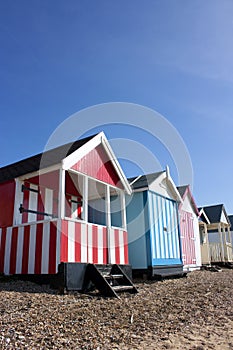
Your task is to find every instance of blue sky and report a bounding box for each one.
[1,1,233,212]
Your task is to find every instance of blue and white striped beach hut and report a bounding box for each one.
[126,167,184,278]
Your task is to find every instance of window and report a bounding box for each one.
[19,180,57,224]
[110,188,123,228]
[88,179,106,226]
[65,172,84,220]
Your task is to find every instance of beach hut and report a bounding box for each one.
[126,167,184,278]
[177,185,201,271]
[198,207,211,266]
[199,204,233,265]
[0,132,137,296]
[228,215,233,250]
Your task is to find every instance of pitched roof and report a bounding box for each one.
[228,215,233,227]
[0,134,96,184]
[176,185,188,198]
[200,204,228,224]
[128,171,164,190]
[177,185,199,216]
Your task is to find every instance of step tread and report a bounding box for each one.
[112,285,134,292]
[103,274,123,279]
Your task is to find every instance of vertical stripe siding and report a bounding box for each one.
[10,227,18,274]
[123,230,129,264]
[167,200,173,258]
[174,202,180,259]
[0,228,6,273]
[109,228,115,264]
[55,220,61,270]
[60,220,68,262]
[74,222,81,262]
[0,229,2,270]
[150,194,156,260]
[41,222,50,273]
[155,194,161,259]
[162,198,169,259]
[68,220,75,262]
[0,220,129,275]
[114,229,120,264]
[103,227,108,264]
[4,227,12,275]
[119,230,125,264]
[149,192,181,265]
[92,225,98,264]
[28,224,36,273]
[15,226,24,274]
[34,223,43,274]
[87,224,93,263]
[0,221,60,275]
[81,223,87,262]
[158,196,165,258]
[180,210,197,266]
[49,222,57,273]
[97,226,103,264]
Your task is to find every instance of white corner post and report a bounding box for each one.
[58,168,66,219]
[218,224,225,262]
[13,178,24,225]
[82,176,88,222]
[121,191,127,230]
[106,185,111,264]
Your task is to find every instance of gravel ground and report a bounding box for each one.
[0,268,232,349]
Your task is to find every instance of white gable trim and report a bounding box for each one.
[220,210,228,224]
[148,168,182,203]
[62,133,102,170]
[17,164,61,182]
[199,208,211,224]
[166,168,183,203]
[62,132,132,195]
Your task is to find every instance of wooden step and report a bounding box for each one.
[112,285,135,292]
[103,274,123,279]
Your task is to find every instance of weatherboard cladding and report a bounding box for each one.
[126,172,182,270]
[71,144,121,187]
[0,133,130,274]
[0,220,128,275]
[147,191,181,265]
[177,185,201,268]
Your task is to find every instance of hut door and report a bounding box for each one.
[181,212,196,265]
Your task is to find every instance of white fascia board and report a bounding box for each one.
[62,132,132,195]
[199,208,211,224]
[101,133,132,195]
[132,187,148,193]
[17,164,61,181]
[166,174,183,203]
[62,133,102,170]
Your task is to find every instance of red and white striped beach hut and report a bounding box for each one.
[0,132,133,292]
[177,185,202,271]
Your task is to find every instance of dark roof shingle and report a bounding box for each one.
[200,204,226,223]
[177,185,188,198]
[128,171,164,190]
[0,134,96,184]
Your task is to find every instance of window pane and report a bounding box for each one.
[65,172,84,220]
[88,179,106,226]
[110,188,123,228]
